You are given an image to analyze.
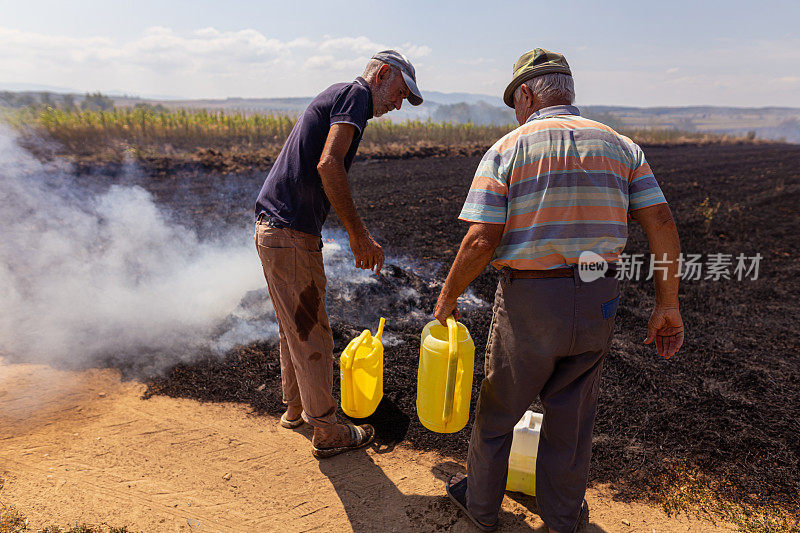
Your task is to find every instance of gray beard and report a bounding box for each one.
[372,76,396,117]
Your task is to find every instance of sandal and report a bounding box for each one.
[572,499,589,533]
[446,474,498,532]
[312,422,374,459]
[280,411,305,429]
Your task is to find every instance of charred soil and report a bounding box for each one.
[66,143,800,519]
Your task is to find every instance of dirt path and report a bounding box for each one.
[0,361,734,532]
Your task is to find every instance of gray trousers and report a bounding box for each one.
[466,267,618,532]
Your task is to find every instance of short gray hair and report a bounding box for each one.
[514,73,575,106]
[363,59,400,80]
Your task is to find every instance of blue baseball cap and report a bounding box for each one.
[371,50,423,106]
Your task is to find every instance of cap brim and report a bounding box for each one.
[502,65,572,108]
[400,71,423,106]
[503,71,533,108]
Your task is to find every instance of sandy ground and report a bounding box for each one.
[0,361,735,533]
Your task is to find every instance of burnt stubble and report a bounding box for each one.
[131,142,800,512]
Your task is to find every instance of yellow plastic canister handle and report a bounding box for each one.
[342,330,370,412]
[442,316,459,423]
[375,317,386,342]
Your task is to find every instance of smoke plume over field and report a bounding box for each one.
[0,128,474,374]
[0,127,277,372]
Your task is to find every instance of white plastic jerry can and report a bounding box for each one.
[506,410,543,496]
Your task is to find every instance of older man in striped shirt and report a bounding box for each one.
[434,49,685,532]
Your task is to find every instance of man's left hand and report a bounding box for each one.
[644,305,685,359]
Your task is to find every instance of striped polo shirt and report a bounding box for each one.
[459,105,667,271]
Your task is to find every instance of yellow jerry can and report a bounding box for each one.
[340,318,385,418]
[416,316,474,433]
[506,410,543,495]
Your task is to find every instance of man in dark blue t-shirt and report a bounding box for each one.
[254,50,423,458]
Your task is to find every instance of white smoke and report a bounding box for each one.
[0,127,273,372]
[0,127,487,376]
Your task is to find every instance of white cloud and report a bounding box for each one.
[2,24,794,106]
[400,44,432,59]
[305,54,337,70]
[0,26,431,99]
[319,36,384,54]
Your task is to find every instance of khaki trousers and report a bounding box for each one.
[254,221,337,428]
[466,268,619,532]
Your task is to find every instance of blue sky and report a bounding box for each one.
[1,0,798,106]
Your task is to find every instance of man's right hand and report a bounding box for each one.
[349,230,384,274]
[644,305,685,359]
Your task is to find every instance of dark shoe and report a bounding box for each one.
[445,474,498,532]
[572,499,589,533]
[312,423,374,459]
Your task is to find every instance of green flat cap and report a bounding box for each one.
[503,48,571,108]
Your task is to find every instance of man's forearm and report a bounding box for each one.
[440,230,497,305]
[647,222,681,307]
[318,161,365,236]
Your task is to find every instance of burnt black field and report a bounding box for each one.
[77,142,800,513]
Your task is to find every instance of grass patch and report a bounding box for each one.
[0,477,27,533]
[657,466,800,533]
[0,504,27,533]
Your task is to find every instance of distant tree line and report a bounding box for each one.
[0,90,114,111]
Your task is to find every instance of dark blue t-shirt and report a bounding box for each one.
[254,77,373,236]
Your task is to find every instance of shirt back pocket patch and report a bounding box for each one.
[601,295,619,320]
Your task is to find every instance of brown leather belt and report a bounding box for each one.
[508,267,618,279]
[509,267,574,279]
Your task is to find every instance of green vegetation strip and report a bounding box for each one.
[2,106,753,160]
